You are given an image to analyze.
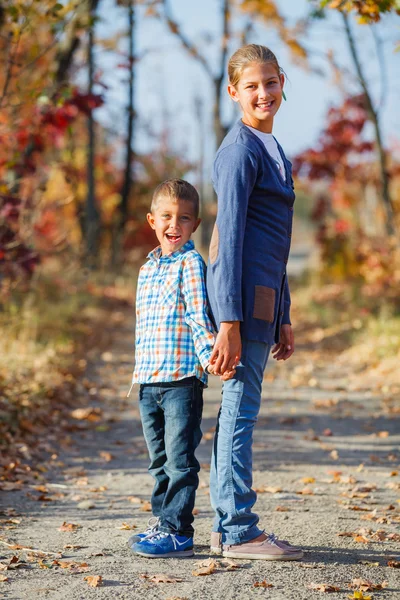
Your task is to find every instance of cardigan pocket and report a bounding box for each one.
[253,285,275,323]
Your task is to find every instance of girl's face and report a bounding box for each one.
[228,62,284,133]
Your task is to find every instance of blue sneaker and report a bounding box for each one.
[127,517,160,547]
[132,531,194,558]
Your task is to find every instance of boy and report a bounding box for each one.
[129,179,232,558]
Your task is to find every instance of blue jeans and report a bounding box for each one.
[210,339,270,545]
[139,376,204,537]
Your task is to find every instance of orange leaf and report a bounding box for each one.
[310,583,341,592]
[253,580,274,588]
[58,522,81,532]
[84,575,103,587]
[192,558,218,576]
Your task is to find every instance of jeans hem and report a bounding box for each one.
[222,524,263,546]
[159,525,194,538]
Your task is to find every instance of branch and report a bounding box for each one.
[370,24,387,110]
[159,0,214,79]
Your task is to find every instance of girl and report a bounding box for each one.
[207,44,303,560]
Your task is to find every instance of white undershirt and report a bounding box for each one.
[246,125,286,181]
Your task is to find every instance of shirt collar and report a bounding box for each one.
[147,239,195,263]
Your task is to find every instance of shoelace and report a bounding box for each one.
[142,517,160,540]
[148,531,169,545]
[266,532,278,546]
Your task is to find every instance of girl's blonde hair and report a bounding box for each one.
[228,44,282,87]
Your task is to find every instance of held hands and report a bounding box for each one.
[208,321,241,380]
[272,324,294,361]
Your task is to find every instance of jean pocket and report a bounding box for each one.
[253,285,275,322]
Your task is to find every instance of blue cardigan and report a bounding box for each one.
[207,120,295,345]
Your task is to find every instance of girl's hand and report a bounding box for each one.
[209,321,241,375]
[272,324,294,361]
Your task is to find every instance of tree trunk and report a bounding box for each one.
[85,0,100,263]
[112,0,135,265]
[342,13,395,236]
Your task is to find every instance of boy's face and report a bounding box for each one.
[147,197,201,255]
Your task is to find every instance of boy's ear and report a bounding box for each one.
[146,212,156,230]
[192,218,201,233]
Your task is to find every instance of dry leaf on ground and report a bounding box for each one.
[192,558,218,576]
[117,522,137,530]
[310,583,341,592]
[58,522,81,532]
[350,578,387,591]
[387,560,400,568]
[84,575,103,587]
[348,592,372,600]
[220,559,242,571]
[140,501,152,512]
[140,573,183,583]
[99,451,113,462]
[0,574,9,582]
[253,580,274,588]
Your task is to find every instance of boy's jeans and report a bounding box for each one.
[210,339,270,545]
[139,376,204,538]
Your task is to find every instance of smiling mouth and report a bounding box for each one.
[256,101,274,109]
[166,233,182,243]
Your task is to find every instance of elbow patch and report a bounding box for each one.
[209,223,219,264]
[253,286,275,323]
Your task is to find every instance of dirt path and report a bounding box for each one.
[1,309,399,600]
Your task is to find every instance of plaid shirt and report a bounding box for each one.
[132,240,216,386]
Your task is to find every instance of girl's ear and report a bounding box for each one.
[227,84,240,103]
[280,72,285,89]
[146,212,156,230]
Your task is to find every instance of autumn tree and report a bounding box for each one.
[310,0,400,235]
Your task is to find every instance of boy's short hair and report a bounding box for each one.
[151,179,200,218]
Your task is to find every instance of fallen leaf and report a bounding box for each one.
[220,559,242,571]
[275,506,290,512]
[128,496,142,504]
[348,593,372,600]
[297,487,314,495]
[310,583,341,592]
[117,522,137,530]
[387,560,400,568]
[140,501,152,512]
[253,580,274,588]
[58,522,81,532]
[84,575,103,587]
[165,597,188,600]
[302,477,316,484]
[192,558,218,576]
[350,578,387,591]
[353,535,370,544]
[0,574,9,582]
[140,573,183,583]
[358,560,379,567]
[99,451,113,462]
[330,450,339,460]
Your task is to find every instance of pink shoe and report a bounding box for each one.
[210,531,303,560]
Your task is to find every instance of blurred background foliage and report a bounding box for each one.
[0,0,400,448]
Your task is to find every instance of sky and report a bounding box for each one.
[95,0,400,174]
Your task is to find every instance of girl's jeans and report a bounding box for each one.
[139,376,203,538]
[210,339,270,545]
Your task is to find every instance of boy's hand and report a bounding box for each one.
[272,324,294,361]
[220,367,236,381]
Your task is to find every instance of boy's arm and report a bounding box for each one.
[210,143,258,321]
[181,255,215,370]
[282,276,291,325]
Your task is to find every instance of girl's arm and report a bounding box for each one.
[209,143,258,374]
